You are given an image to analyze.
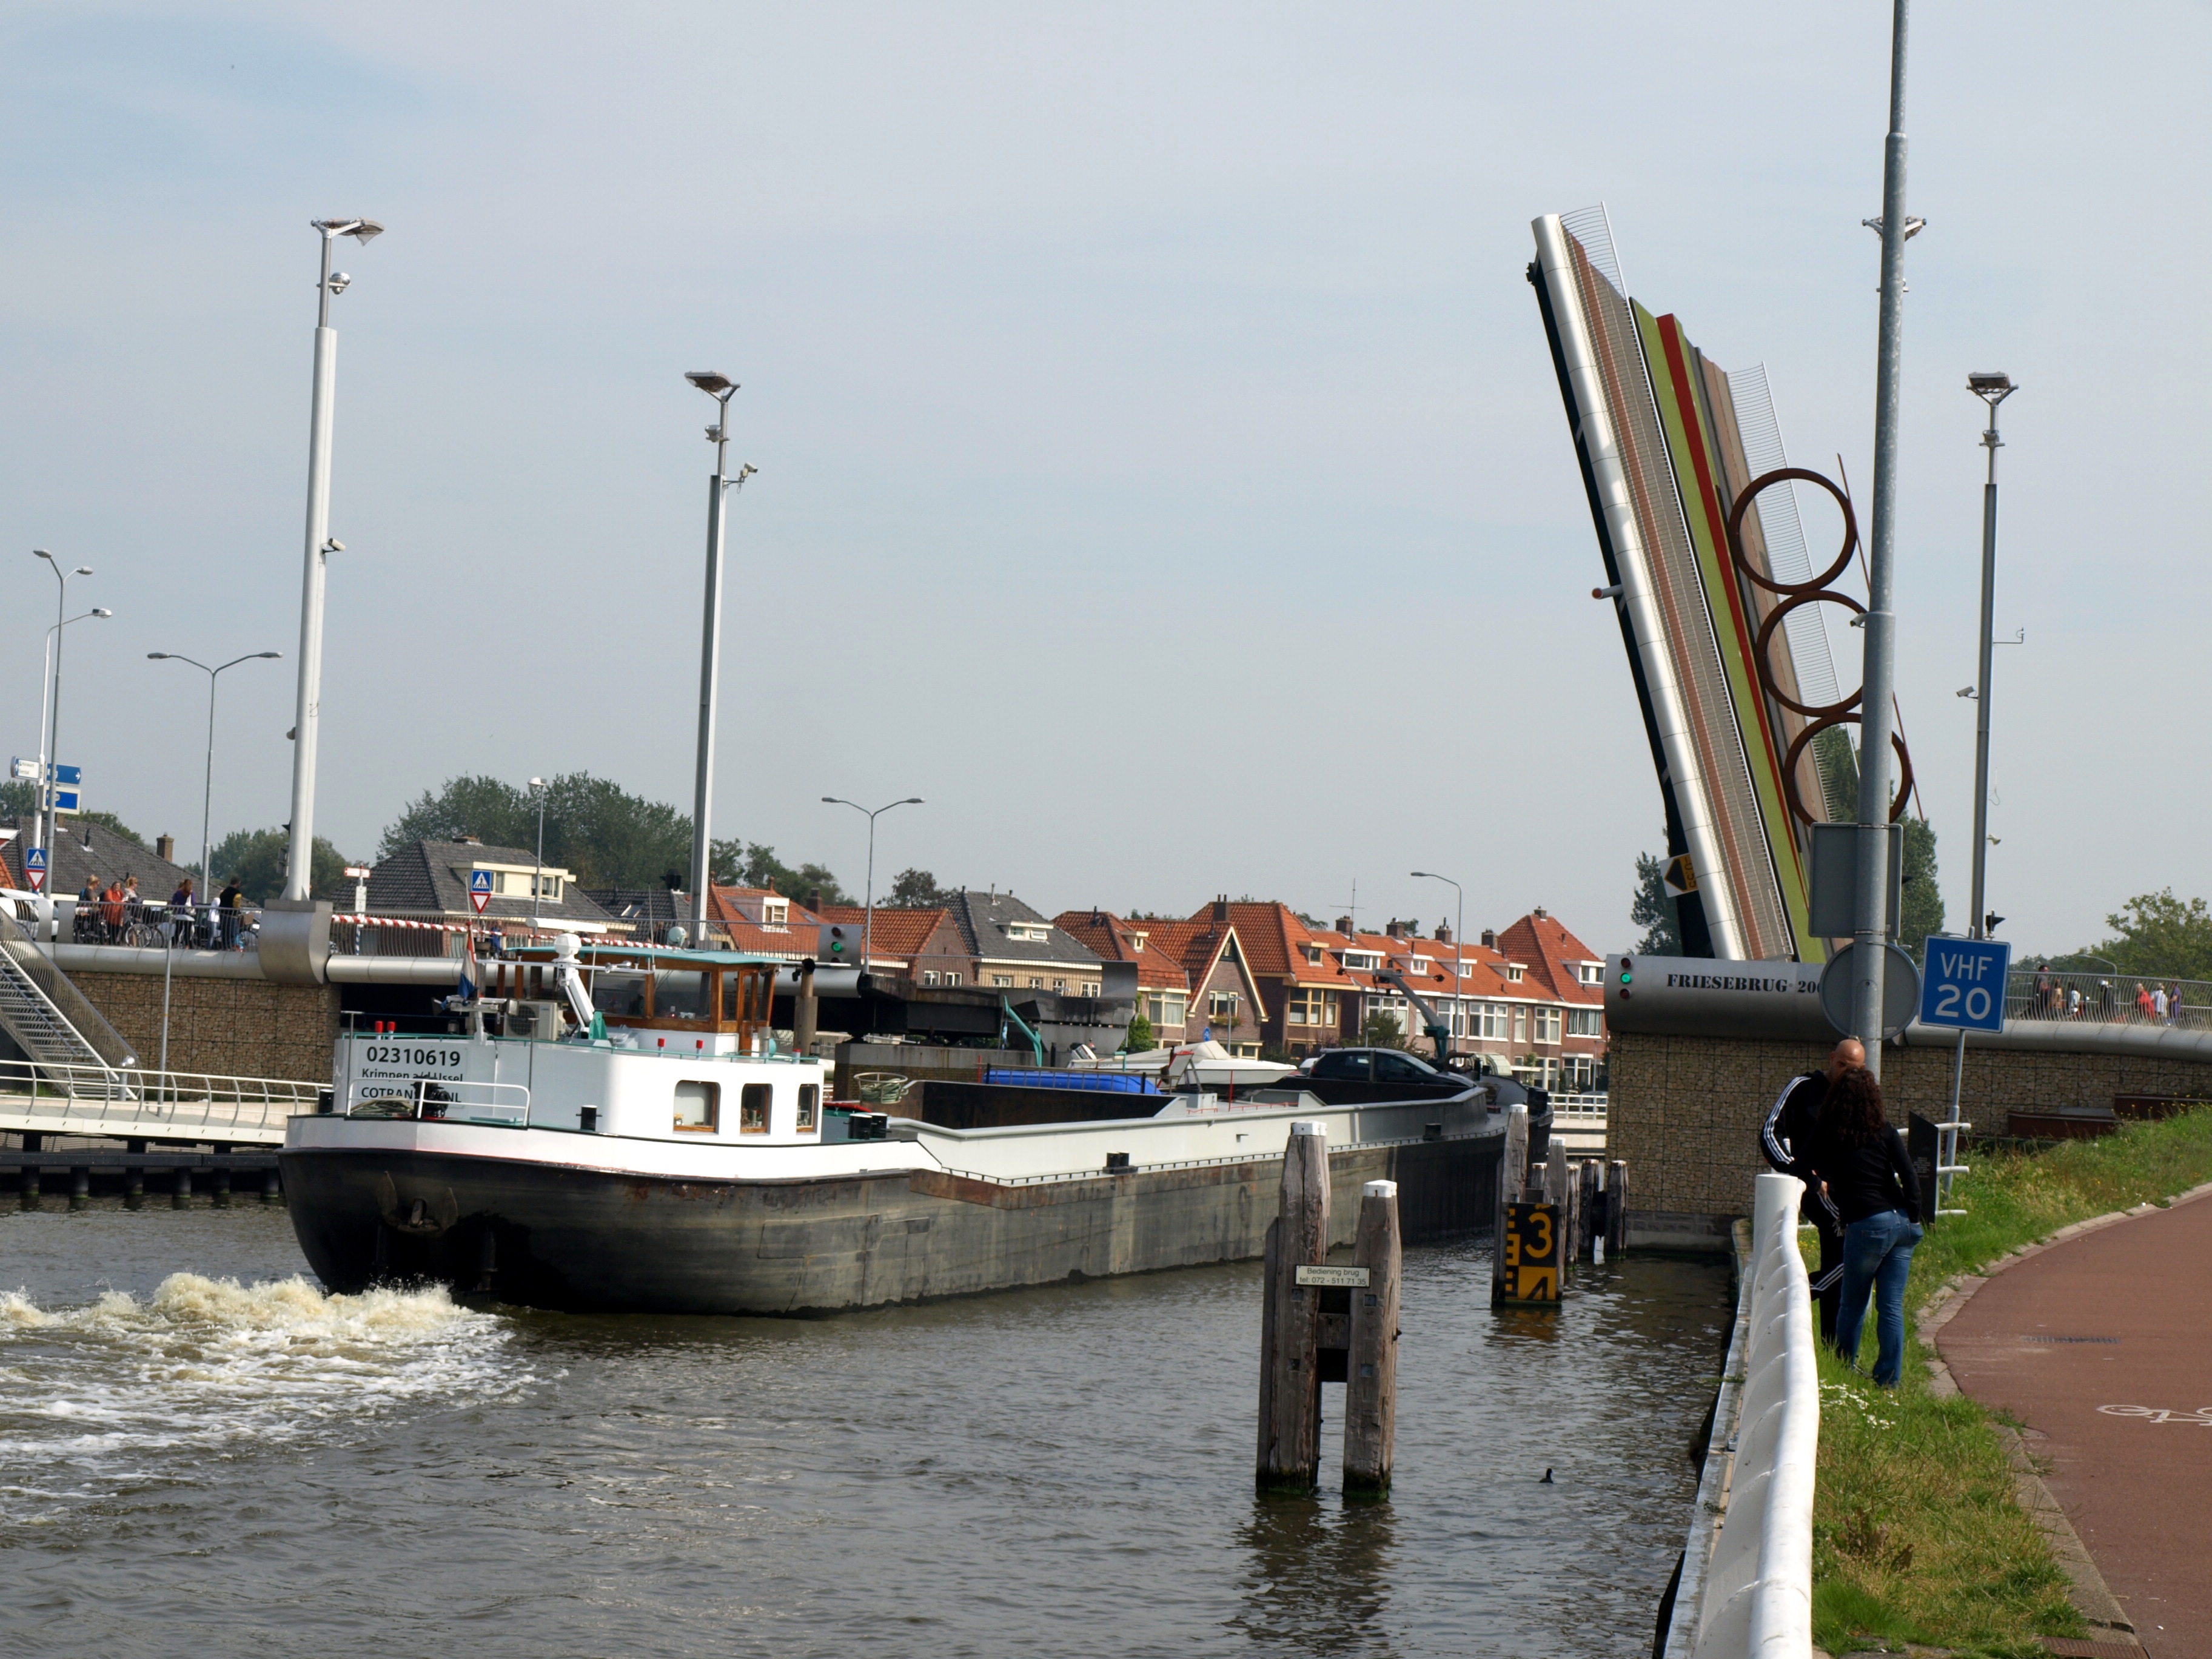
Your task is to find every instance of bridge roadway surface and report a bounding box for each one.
[1936,1186,2212,1658]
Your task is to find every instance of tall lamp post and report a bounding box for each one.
[32,551,96,869]
[682,370,756,926]
[1965,372,2016,943]
[1410,870,1464,1059]
[528,777,548,930]
[283,216,382,905]
[149,651,283,937]
[1850,0,1920,1079]
[35,606,112,866]
[821,796,923,972]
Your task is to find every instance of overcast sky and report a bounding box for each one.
[5,2,2207,953]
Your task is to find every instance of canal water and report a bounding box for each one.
[2,1204,1731,1657]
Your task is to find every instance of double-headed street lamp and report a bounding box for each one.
[32,551,96,866]
[149,651,283,933]
[683,370,757,925]
[36,605,112,861]
[1965,372,2017,945]
[283,216,382,906]
[1410,870,1464,1056]
[822,796,923,972]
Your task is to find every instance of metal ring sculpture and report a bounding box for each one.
[1724,468,1914,826]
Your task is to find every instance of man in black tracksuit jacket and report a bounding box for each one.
[1761,1037,1863,1344]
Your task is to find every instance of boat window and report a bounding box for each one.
[740,1083,771,1133]
[674,1081,719,1132]
[796,1084,819,1131]
[592,973,648,1017]
[653,971,708,1019]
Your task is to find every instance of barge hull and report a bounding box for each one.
[280,1134,1502,1315]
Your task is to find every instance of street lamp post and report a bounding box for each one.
[821,796,923,972]
[529,777,548,930]
[1410,870,1463,1059]
[32,551,96,871]
[682,371,757,927]
[1965,373,2016,943]
[283,216,382,905]
[149,651,283,941]
[35,607,112,882]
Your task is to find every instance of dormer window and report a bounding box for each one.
[1576,962,1601,986]
[762,899,788,925]
[1127,931,1148,953]
[1005,922,1050,942]
[1343,951,1382,971]
[1505,964,1526,983]
[1302,943,1323,965]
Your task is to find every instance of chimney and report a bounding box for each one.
[1212,895,1229,923]
[1384,919,1404,940]
[1533,905,1548,919]
[1435,921,1452,944]
[1335,916,1353,935]
[806,890,822,914]
[1481,929,1496,949]
[156,834,175,863]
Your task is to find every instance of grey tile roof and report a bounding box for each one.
[364,840,612,925]
[2,816,196,901]
[946,889,1104,968]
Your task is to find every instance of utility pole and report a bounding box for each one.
[1851,0,1917,1079]
[1966,374,2016,943]
[682,371,755,927]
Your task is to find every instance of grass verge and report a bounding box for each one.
[1807,1104,2212,1658]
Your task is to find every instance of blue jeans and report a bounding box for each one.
[1835,1208,1922,1387]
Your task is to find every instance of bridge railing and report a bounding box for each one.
[1692,1171,1817,1659]
[2003,967,2211,1028]
[0,1058,321,1139]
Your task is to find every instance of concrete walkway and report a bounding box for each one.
[1935,1188,2212,1659]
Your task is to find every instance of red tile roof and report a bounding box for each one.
[1051,910,1191,991]
[1494,911,1605,1006]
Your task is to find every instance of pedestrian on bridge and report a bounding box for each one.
[168,876,195,946]
[219,876,244,950]
[1761,1036,1860,1345]
[1817,1065,1922,1389]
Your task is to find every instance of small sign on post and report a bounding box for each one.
[469,870,494,916]
[24,846,47,894]
[1294,1265,1370,1289]
[1919,936,2011,1032]
[1497,1201,1563,1305]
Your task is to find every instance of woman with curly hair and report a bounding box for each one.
[1815,1065,1923,1386]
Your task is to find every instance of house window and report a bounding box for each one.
[1052,978,1066,992]
[1146,992,1187,1028]
[922,971,939,986]
[1535,1008,1562,1044]
[1504,964,1526,982]
[1567,1007,1604,1037]
[673,1081,719,1133]
[1084,982,1099,996]
[1303,943,1324,965]
[1343,951,1381,971]
[1512,1008,1527,1043]
[1478,1003,1509,1041]
[991,974,1013,988]
[1209,992,1239,1018]
[797,1084,819,1132]
[1577,962,1602,986]
[739,1083,771,1133]
[1028,976,1044,989]
[946,972,962,987]
[1287,988,1339,1027]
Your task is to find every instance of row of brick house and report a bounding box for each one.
[341,840,1607,1089]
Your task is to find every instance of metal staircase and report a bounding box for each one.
[0,905,136,1097]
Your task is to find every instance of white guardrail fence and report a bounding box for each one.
[0,1057,320,1144]
[1686,1170,1818,1659]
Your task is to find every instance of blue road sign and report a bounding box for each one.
[1919,936,2011,1032]
[469,868,494,914]
[24,847,46,871]
[48,788,80,814]
[53,763,81,786]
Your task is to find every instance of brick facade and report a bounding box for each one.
[1611,1029,2212,1223]
[69,971,342,1082]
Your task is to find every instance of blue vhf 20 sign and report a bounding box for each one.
[1919,937,2011,1033]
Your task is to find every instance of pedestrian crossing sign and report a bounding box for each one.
[469,869,494,914]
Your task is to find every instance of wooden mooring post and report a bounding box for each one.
[1256,1121,1329,1493]
[1606,1159,1629,1257]
[1342,1179,1401,1499]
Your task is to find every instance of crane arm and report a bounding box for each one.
[1373,965,1453,1065]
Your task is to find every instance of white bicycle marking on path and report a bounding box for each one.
[2097,1404,2212,1425]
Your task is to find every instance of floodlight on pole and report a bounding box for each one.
[284,216,382,908]
[683,369,754,924]
[529,777,549,928]
[1966,371,2017,946]
[150,649,284,942]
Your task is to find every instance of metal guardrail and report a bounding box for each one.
[1549,1091,1609,1118]
[0,1057,321,1141]
[1691,1171,1817,1659]
[345,1078,531,1125]
[9,894,261,951]
[2005,966,2208,1028]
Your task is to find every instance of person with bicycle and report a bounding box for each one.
[100,876,127,943]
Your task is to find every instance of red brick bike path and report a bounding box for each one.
[1936,1188,2212,1658]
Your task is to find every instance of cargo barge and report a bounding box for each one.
[282,942,1527,1315]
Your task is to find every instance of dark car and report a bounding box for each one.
[1298,1047,1476,1105]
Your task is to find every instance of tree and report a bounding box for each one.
[1631,846,1682,956]
[888,867,950,907]
[713,839,853,906]
[203,827,352,903]
[1361,1008,1409,1050]
[1123,1010,1155,1053]
[2079,890,2212,982]
[1898,816,1943,957]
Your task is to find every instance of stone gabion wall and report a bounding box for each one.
[1612,1030,2212,1221]
[67,972,341,1082]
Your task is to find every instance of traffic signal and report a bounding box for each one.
[1617,956,1634,999]
[1983,913,2005,934]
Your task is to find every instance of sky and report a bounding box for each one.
[4,2,2207,955]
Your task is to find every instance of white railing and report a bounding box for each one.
[346,1078,532,1127]
[1549,1091,1609,1118]
[0,1057,322,1141]
[1692,1171,1817,1658]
